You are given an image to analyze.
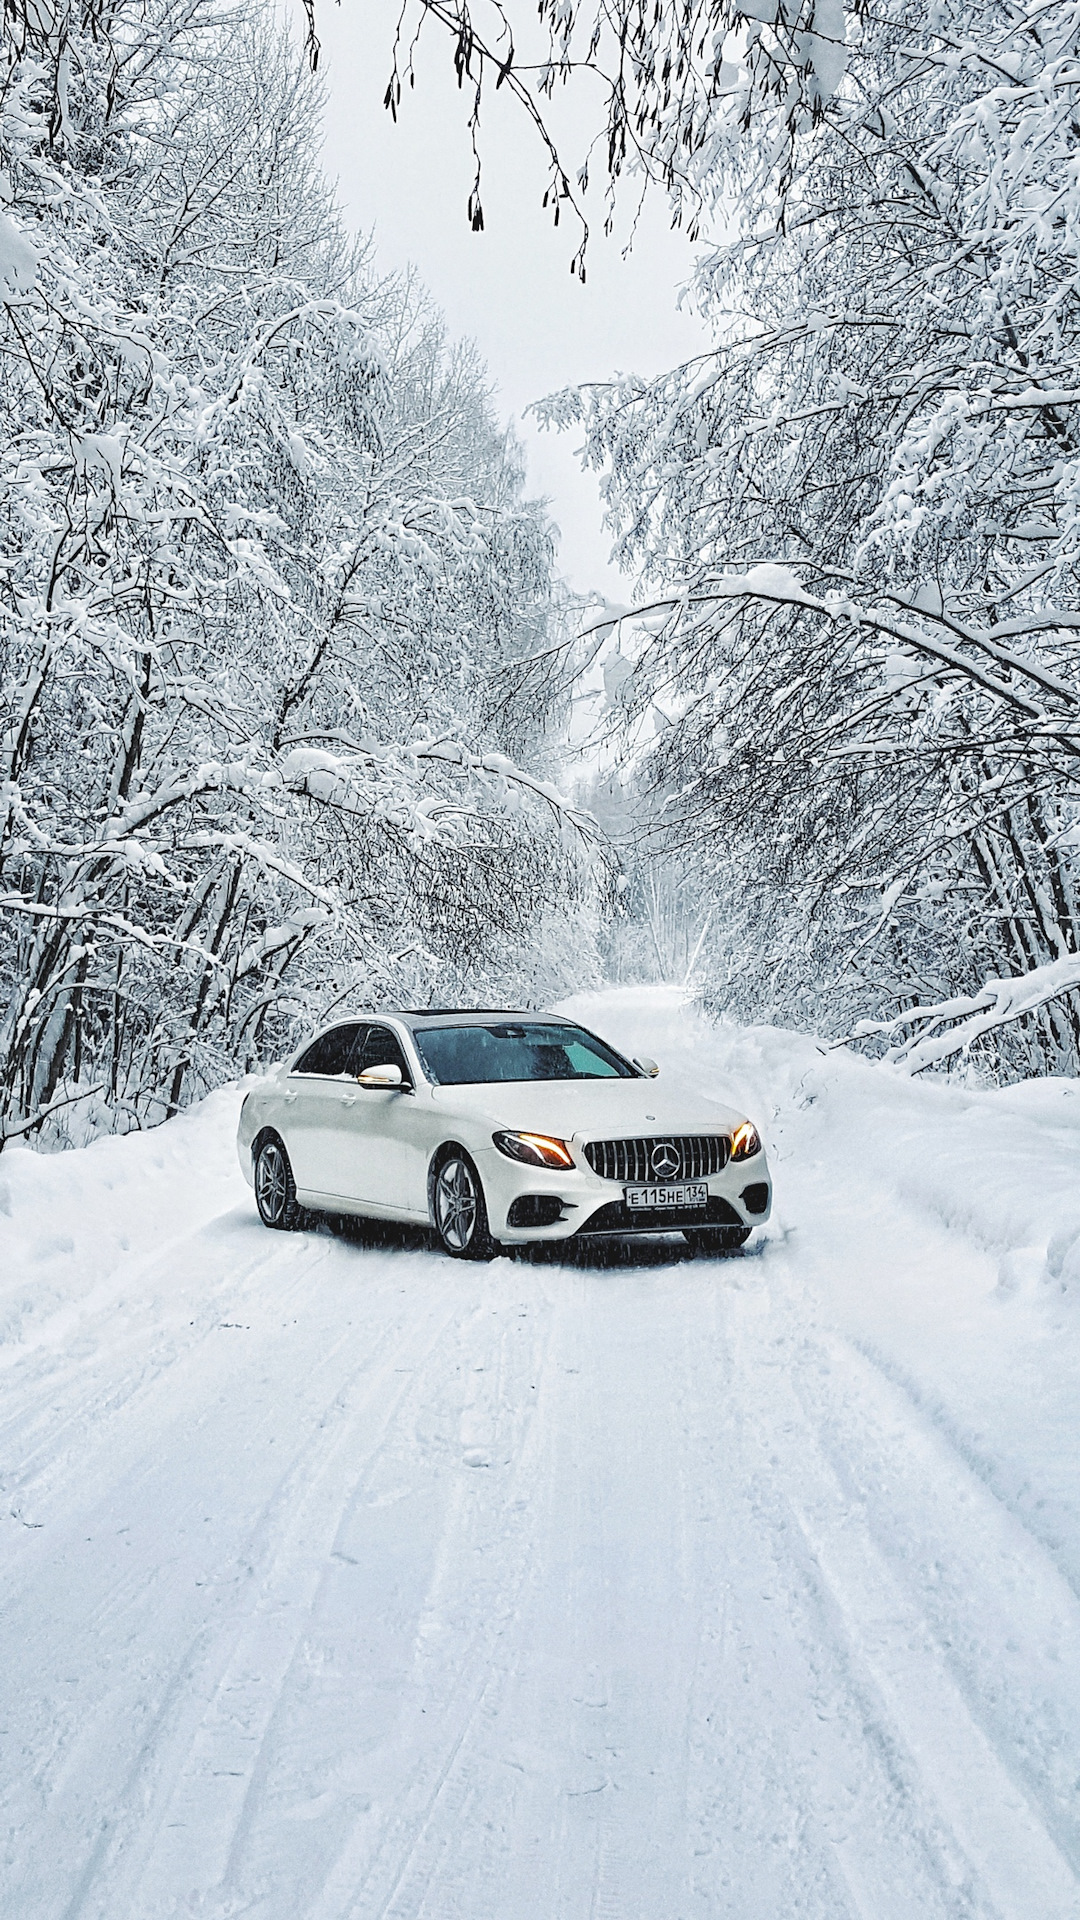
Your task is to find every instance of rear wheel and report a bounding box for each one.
[432,1151,497,1261]
[254,1135,304,1231]
[684,1225,751,1254]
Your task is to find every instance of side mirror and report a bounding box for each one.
[358,1062,404,1089]
[634,1056,660,1078]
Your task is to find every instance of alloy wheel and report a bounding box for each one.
[256,1140,289,1226]
[435,1156,478,1252]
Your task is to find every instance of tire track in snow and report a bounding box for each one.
[0,1218,301,1549]
[840,1327,1080,1609]
[3,1225,355,1889]
[547,1278,624,1920]
[769,1137,1080,1879]
[3,1213,411,1547]
[678,1271,906,1920]
[340,1262,723,1920]
[62,1275,467,1920]
[305,1278,560,1920]
[1,1229,463,1920]
[538,1270,705,1920]
[720,1267,1080,1920]
[787,1323,1080,1878]
[487,1269,622,1920]
[225,1281,554,1920]
[431,1264,702,1920]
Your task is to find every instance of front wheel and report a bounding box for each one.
[254,1135,304,1231]
[432,1152,497,1261]
[684,1225,751,1254]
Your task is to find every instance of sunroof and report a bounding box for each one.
[400,1007,543,1018]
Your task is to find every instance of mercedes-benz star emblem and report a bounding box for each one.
[650,1140,681,1180]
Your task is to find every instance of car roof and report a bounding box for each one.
[311,1007,566,1031]
[295,1007,569,1047]
[395,1008,563,1028]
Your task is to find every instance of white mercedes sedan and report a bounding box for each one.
[237,1009,772,1260]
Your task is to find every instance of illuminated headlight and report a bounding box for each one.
[730,1120,761,1162]
[493,1130,575,1169]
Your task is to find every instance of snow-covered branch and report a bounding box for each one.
[852,955,1080,1075]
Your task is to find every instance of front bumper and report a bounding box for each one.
[476,1139,772,1244]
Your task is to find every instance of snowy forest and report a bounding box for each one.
[3,0,1080,1145]
[0,0,606,1146]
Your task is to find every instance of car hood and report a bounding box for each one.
[429,1076,747,1139]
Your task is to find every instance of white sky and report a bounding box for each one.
[316,3,712,597]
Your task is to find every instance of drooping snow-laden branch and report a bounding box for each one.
[850,952,1080,1075]
[0,1083,106,1148]
[589,566,1080,742]
[416,740,598,838]
[374,0,854,272]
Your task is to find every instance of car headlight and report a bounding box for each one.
[730,1120,761,1162]
[493,1130,575,1169]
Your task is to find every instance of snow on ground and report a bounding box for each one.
[2,986,1079,1919]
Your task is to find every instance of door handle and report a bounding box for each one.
[340,1094,357,1108]
[283,1092,296,1105]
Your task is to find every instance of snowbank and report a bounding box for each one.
[0,1085,248,1355]
[562,984,1080,1296]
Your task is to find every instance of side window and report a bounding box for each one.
[361,1025,412,1084]
[294,1023,367,1077]
[564,1041,619,1077]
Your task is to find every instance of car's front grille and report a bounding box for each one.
[582,1134,730,1184]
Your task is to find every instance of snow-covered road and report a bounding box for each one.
[3,988,1080,1920]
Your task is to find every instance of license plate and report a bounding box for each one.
[625,1182,709,1211]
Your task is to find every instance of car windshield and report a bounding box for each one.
[411,1022,637,1086]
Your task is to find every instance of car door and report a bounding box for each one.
[331,1024,428,1215]
[280,1023,367,1196]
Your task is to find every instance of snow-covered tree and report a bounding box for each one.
[531,0,1080,1074]
[0,0,599,1144]
[376,0,1080,1071]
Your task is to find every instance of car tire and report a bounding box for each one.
[254,1134,304,1231]
[684,1225,752,1254]
[432,1150,498,1261]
